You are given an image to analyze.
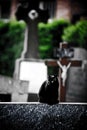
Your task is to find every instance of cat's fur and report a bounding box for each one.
[38,75,59,105]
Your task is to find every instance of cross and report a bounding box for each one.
[45,42,82,102]
[15,1,50,59]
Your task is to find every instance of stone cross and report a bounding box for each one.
[15,1,49,58]
[45,42,82,102]
[14,1,49,79]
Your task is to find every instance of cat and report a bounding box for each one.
[38,75,59,105]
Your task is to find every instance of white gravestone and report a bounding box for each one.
[19,61,47,94]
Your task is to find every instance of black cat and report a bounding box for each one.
[38,75,59,105]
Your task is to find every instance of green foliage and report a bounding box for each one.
[38,19,70,59]
[0,20,26,77]
[49,19,70,46]
[62,20,87,49]
[38,22,53,59]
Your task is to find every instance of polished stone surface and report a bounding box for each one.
[0,103,87,130]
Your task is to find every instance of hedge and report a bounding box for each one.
[62,20,87,49]
[38,19,70,59]
[0,20,26,77]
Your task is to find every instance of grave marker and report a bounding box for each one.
[19,61,47,94]
[14,0,53,79]
[45,42,82,102]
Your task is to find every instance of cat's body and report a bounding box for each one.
[38,75,59,105]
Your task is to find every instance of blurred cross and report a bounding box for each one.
[45,42,82,102]
[15,1,49,58]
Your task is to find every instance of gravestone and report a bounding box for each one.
[0,75,29,102]
[46,43,87,103]
[19,60,47,101]
[0,104,87,130]
[14,0,50,79]
[13,0,56,102]
[46,42,82,102]
[66,48,87,102]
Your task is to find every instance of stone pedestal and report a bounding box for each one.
[0,75,29,102]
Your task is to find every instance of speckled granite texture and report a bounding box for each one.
[0,103,87,130]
